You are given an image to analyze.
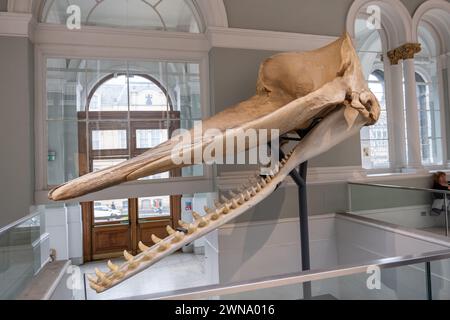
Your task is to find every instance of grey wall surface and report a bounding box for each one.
[223,0,354,36]
[223,0,450,37]
[209,47,363,173]
[0,37,34,228]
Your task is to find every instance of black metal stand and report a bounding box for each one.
[278,121,321,300]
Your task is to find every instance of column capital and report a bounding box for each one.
[387,43,422,65]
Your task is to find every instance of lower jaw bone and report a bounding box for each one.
[88,106,367,293]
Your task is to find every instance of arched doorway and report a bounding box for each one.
[78,73,181,261]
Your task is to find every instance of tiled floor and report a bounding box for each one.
[80,253,210,300]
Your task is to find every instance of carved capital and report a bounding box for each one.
[387,43,422,65]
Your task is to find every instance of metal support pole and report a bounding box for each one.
[425,261,433,300]
[445,196,449,237]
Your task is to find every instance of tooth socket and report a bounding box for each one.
[214,200,222,208]
[142,252,155,261]
[223,204,231,214]
[158,242,170,252]
[221,195,229,203]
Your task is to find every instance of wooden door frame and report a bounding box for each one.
[78,72,182,262]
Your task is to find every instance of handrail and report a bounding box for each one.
[0,210,42,236]
[118,249,450,300]
[349,182,450,195]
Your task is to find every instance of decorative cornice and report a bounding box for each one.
[0,12,32,37]
[387,43,422,65]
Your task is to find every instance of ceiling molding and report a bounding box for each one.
[0,12,32,37]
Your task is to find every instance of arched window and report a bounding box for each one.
[41,0,204,33]
[355,15,390,170]
[361,70,389,169]
[415,25,444,165]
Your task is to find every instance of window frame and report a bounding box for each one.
[34,28,213,204]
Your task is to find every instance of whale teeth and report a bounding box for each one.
[214,200,222,208]
[198,217,208,228]
[87,274,98,283]
[260,178,267,187]
[178,220,189,228]
[228,190,238,198]
[188,224,197,234]
[172,231,185,243]
[138,241,150,252]
[95,268,106,280]
[89,282,104,293]
[151,235,163,244]
[166,225,175,235]
[221,195,229,203]
[223,203,231,214]
[192,211,202,220]
[204,206,213,214]
[107,260,119,272]
[231,199,239,209]
[123,250,134,262]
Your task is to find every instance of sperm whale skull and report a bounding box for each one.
[49,33,380,293]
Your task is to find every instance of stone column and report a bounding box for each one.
[387,60,407,170]
[403,58,423,170]
[388,43,423,171]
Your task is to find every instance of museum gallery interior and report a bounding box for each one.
[1,0,450,301]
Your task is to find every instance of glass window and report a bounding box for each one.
[93,199,129,223]
[355,14,391,170]
[416,26,443,166]
[361,71,390,169]
[138,196,171,218]
[41,0,203,33]
[46,58,203,187]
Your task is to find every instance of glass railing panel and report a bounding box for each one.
[0,211,47,299]
[215,263,428,300]
[348,183,449,236]
[430,258,450,299]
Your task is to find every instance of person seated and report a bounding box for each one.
[431,172,450,215]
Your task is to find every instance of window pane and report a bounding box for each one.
[129,75,168,111]
[92,130,127,150]
[93,159,127,171]
[94,199,129,223]
[136,129,168,149]
[138,196,171,219]
[89,75,129,112]
[41,0,202,33]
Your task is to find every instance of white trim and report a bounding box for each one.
[195,0,228,28]
[346,0,412,47]
[34,23,211,53]
[206,27,337,52]
[412,0,450,43]
[0,12,32,37]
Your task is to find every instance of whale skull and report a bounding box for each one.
[49,33,380,293]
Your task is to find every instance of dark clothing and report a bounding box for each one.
[433,182,449,199]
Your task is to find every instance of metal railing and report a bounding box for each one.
[348,182,450,236]
[120,249,450,300]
